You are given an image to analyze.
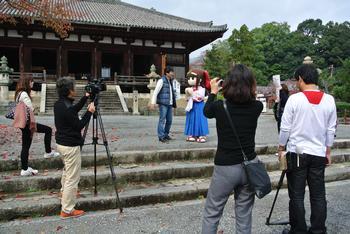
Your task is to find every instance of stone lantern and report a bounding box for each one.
[303,56,313,64]
[303,56,322,74]
[147,64,160,105]
[0,56,14,104]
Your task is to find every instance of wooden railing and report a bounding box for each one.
[114,75,150,86]
[8,71,187,90]
[9,71,46,83]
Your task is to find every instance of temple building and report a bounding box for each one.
[0,0,227,83]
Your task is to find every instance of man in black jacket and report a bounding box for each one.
[54,77,95,219]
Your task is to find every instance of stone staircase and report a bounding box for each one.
[1,140,350,221]
[44,85,126,115]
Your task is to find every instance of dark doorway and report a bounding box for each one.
[0,47,19,71]
[101,53,123,79]
[133,54,153,76]
[31,49,56,74]
[68,51,91,80]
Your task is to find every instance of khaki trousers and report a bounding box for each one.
[57,144,81,213]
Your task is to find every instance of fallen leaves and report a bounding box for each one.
[110,135,120,142]
[1,151,9,160]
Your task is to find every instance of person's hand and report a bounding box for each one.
[85,92,90,97]
[278,145,285,160]
[88,103,95,113]
[210,77,223,95]
[185,87,193,97]
[326,147,331,166]
[149,104,157,110]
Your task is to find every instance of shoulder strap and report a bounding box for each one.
[15,91,23,103]
[223,99,248,161]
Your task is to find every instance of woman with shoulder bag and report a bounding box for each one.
[202,64,263,234]
[15,77,59,176]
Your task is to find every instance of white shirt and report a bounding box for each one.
[17,91,34,111]
[279,90,337,157]
[151,78,174,105]
[185,86,206,112]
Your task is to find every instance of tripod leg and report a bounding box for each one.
[97,112,123,213]
[81,111,91,149]
[93,113,98,195]
[266,170,288,225]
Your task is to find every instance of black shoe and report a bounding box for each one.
[164,136,173,140]
[159,138,169,143]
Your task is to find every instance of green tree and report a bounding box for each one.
[318,21,350,67]
[203,40,232,78]
[251,22,291,79]
[297,19,324,43]
[332,59,350,102]
[228,24,257,67]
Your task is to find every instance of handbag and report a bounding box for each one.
[5,102,16,119]
[5,91,29,121]
[5,91,21,119]
[223,99,272,199]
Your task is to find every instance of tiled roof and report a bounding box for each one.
[0,0,227,33]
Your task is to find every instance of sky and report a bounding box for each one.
[122,0,350,58]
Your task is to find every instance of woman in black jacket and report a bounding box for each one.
[54,77,95,218]
[201,64,263,234]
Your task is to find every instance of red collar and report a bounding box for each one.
[302,91,324,104]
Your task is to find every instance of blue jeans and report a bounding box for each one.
[286,153,327,234]
[157,104,173,139]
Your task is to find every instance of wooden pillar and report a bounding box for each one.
[185,53,190,74]
[23,46,31,72]
[57,44,62,78]
[96,48,102,78]
[153,53,162,74]
[61,48,68,76]
[161,54,167,76]
[123,47,133,76]
[92,45,101,78]
[90,36,103,78]
[19,43,24,73]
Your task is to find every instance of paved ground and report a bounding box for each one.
[1,179,349,234]
[1,114,350,159]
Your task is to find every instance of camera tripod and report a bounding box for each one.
[266,169,289,226]
[82,94,123,213]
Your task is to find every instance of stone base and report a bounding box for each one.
[0,101,11,114]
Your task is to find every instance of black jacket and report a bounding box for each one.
[204,94,263,165]
[54,96,92,146]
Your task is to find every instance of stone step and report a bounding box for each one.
[1,141,349,172]
[1,162,350,221]
[40,111,128,116]
[0,160,213,193]
[1,150,350,194]
[44,85,124,114]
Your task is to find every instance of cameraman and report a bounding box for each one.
[278,64,337,234]
[54,77,95,219]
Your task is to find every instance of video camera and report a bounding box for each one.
[85,77,108,98]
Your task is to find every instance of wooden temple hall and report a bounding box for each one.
[0,0,227,89]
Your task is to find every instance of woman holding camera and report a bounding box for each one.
[14,77,60,177]
[202,64,263,234]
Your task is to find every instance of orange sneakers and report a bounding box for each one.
[60,209,85,219]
